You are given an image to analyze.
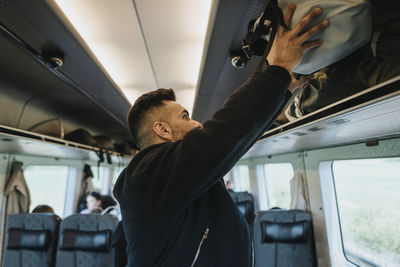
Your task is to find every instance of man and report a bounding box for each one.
[113,5,328,267]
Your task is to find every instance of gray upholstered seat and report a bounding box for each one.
[229,191,256,228]
[55,214,117,267]
[253,209,316,267]
[3,213,61,267]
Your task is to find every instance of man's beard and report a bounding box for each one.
[171,127,186,141]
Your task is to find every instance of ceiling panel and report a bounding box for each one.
[49,0,214,114]
[134,0,212,112]
[52,0,158,103]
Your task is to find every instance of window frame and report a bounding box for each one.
[231,164,251,192]
[262,162,294,210]
[23,163,73,218]
[238,152,305,213]
[319,161,357,266]
[308,138,400,267]
[329,158,400,266]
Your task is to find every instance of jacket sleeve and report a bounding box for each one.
[152,66,291,211]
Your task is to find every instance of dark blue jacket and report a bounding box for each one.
[113,66,291,267]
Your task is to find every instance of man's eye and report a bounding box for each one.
[183,114,188,119]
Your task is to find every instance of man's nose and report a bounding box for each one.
[193,120,202,129]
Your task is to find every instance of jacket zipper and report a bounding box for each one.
[190,220,212,267]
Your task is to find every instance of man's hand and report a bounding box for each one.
[267,4,329,72]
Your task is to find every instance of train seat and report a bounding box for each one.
[55,214,117,267]
[101,194,117,210]
[3,213,61,267]
[229,191,256,228]
[253,209,317,267]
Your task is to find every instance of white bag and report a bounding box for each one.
[278,0,372,74]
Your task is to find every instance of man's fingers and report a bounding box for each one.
[298,19,329,43]
[293,7,322,36]
[302,39,323,51]
[283,4,296,28]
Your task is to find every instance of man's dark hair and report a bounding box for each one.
[127,88,176,150]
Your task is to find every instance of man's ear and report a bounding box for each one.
[153,121,173,141]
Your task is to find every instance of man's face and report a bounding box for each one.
[162,100,202,141]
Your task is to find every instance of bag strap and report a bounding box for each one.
[255,0,287,73]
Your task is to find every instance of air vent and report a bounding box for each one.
[308,127,324,132]
[365,140,379,147]
[328,119,350,125]
[292,131,307,136]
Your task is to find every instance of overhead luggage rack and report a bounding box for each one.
[0,124,132,161]
[243,75,400,159]
[0,0,131,142]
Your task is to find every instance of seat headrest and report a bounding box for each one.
[7,228,51,250]
[60,229,112,252]
[237,202,250,216]
[261,220,310,243]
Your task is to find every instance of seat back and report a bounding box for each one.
[3,213,61,267]
[101,195,117,210]
[55,214,117,267]
[229,191,256,227]
[253,210,316,267]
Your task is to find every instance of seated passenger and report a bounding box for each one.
[80,191,103,214]
[225,180,235,192]
[32,204,54,213]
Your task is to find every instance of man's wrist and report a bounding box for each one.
[266,58,291,73]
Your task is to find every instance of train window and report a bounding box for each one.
[263,163,293,209]
[24,165,69,217]
[332,158,400,266]
[91,166,107,191]
[112,166,125,187]
[232,165,251,192]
